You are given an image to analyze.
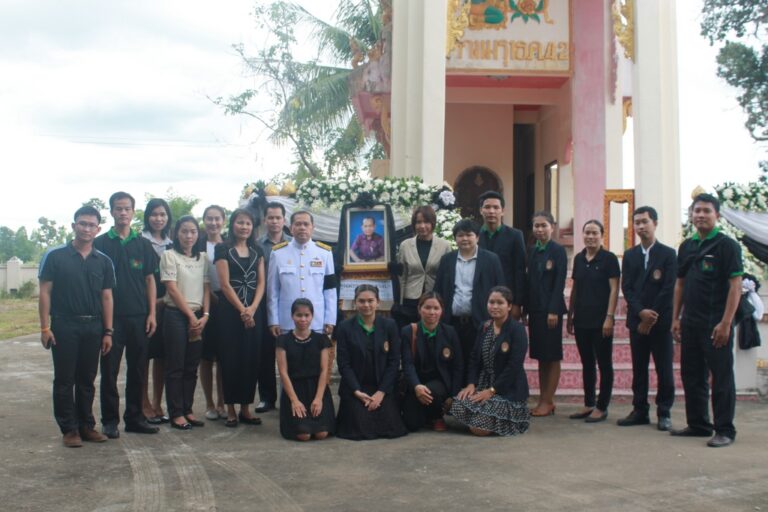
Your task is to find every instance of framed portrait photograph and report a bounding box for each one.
[345,206,390,271]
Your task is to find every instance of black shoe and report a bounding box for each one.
[657,417,672,432]
[617,411,650,427]
[125,421,160,434]
[171,421,192,431]
[568,409,594,420]
[670,427,712,437]
[146,416,163,425]
[102,424,120,439]
[239,413,263,425]
[254,401,275,413]
[706,434,734,448]
[584,410,608,423]
[185,417,205,427]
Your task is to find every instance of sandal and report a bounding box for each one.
[238,413,262,425]
[225,418,238,428]
[531,405,556,417]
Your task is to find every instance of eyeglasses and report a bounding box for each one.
[75,221,100,230]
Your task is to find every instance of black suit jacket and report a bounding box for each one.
[478,225,527,305]
[621,242,677,331]
[467,319,529,402]
[400,322,464,396]
[335,316,401,397]
[434,248,505,328]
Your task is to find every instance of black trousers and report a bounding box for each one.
[401,379,448,431]
[256,325,277,404]
[163,308,204,418]
[100,314,148,426]
[629,327,675,418]
[574,327,614,411]
[218,300,260,405]
[680,324,736,438]
[51,317,102,434]
[451,316,477,386]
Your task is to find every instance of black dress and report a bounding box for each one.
[277,331,336,439]
[335,316,408,441]
[214,243,264,405]
[525,240,567,362]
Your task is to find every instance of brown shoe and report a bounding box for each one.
[80,427,108,443]
[63,431,83,448]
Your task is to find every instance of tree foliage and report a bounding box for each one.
[132,189,201,232]
[213,1,385,180]
[701,0,768,144]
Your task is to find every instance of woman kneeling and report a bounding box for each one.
[450,286,530,436]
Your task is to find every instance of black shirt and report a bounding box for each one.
[572,248,621,329]
[415,237,432,271]
[214,243,264,307]
[677,229,743,329]
[275,331,331,381]
[525,240,568,315]
[39,243,116,317]
[478,224,527,305]
[94,228,157,317]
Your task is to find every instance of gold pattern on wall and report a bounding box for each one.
[612,0,634,61]
[622,97,633,133]
[603,189,635,250]
[446,0,471,56]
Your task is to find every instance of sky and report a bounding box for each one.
[0,0,764,234]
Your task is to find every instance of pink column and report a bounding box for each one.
[571,0,609,252]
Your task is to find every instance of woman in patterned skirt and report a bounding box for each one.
[450,286,530,436]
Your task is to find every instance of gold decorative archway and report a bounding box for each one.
[602,189,635,250]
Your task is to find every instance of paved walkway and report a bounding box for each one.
[1,333,766,512]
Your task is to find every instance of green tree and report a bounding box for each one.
[214,1,385,180]
[31,217,70,250]
[132,189,201,231]
[13,227,37,262]
[701,0,767,178]
[0,226,15,262]
[81,197,109,224]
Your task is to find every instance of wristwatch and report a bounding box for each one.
[103,328,114,336]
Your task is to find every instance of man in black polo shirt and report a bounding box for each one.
[477,190,526,320]
[617,206,677,431]
[39,205,115,447]
[94,191,159,437]
[671,193,743,448]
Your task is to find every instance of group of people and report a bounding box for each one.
[39,189,743,449]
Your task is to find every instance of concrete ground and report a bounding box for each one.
[1,333,766,512]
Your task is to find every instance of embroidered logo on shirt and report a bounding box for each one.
[500,341,510,353]
[442,347,452,359]
[130,258,143,270]
[310,259,323,267]
[652,269,662,281]
[545,259,553,270]
[383,341,390,353]
[701,258,715,272]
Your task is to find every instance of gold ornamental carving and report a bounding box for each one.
[446,0,471,57]
[622,97,632,133]
[612,0,634,61]
[603,189,635,250]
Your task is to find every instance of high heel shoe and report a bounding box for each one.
[584,410,608,423]
[530,405,556,417]
[569,408,594,420]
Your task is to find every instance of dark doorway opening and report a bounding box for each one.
[513,124,535,241]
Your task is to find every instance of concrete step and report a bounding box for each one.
[524,364,684,392]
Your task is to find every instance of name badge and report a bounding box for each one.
[310,259,323,268]
[545,259,553,270]
[500,341,510,353]
[652,269,662,281]
[442,347,452,359]
[383,341,390,353]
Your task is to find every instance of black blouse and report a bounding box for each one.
[572,248,621,329]
[214,243,263,306]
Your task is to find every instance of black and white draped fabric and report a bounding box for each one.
[721,208,768,264]
[228,247,258,306]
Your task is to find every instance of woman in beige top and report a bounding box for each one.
[394,206,452,326]
[160,216,210,430]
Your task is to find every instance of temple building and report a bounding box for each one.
[349,0,681,253]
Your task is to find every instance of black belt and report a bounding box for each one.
[53,315,100,323]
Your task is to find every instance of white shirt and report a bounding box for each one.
[452,247,478,317]
[641,241,655,270]
[206,240,222,292]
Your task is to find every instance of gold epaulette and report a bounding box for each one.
[272,241,289,250]
[316,241,332,251]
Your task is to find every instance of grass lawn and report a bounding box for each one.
[0,299,38,340]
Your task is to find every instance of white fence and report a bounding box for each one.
[0,258,40,295]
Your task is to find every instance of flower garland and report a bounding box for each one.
[242,176,463,245]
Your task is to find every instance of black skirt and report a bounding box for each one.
[336,385,408,441]
[279,378,336,439]
[528,313,563,362]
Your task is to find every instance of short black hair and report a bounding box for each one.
[74,205,101,224]
[452,219,479,237]
[108,191,135,209]
[264,201,286,217]
[291,298,314,315]
[531,210,555,226]
[225,208,259,250]
[143,198,172,239]
[633,206,658,222]
[354,283,380,300]
[692,193,720,213]
[478,190,505,209]
[291,210,314,225]
[488,285,514,305]
[582,219,605,235]
[172,215,201,260]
